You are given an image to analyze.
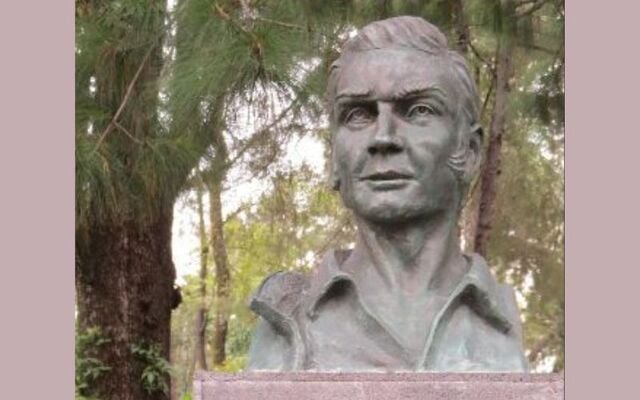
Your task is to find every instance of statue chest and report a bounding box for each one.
[301,284,522,372]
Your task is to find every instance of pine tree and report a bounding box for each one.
[76,1,352,397]
[76,1,181,399]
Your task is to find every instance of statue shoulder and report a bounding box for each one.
[249,271,309,328]
[247,271,310,371]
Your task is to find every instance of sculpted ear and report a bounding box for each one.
[463,124,483,183]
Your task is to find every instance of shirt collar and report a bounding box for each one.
[305,249,514,333]
[305,249,354,319]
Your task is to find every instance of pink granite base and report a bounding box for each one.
[193,372,563,400]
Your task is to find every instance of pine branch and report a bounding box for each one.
[224,99,300,169]
[469,42,496,78]
[212,3,258,42]
[238,0,252,20]
[114,121,143,145]
[517,41,558,55]
[92,47,153,153]
[256,17,305,30]
[516,0,551,18]
[480,77,495,120]
[223,204,247,224]
[213,3,264,63]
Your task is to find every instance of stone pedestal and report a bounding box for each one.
[193,372,563,400]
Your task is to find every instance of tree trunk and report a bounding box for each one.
[450,0,470,54]
[207,126,231,368]
[75,3,172,396]
[193,175,209,371]
[209,175,231,367]
[449,0,478,251]
[76,212,176,400]
[461,187,481,252]
[473,1,516,256]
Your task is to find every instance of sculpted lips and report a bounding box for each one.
[359,170,414,181]
[359,170,414,190]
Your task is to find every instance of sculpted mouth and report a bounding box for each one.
[360,171,414,181]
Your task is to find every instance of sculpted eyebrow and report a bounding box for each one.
[391,83,448,101]
[391,84,452,115]
[335,87,373,101]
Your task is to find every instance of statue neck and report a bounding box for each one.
[346,210,468,297]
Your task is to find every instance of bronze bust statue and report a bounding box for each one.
[246,16,528,372]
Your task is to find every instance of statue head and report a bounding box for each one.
[327,16,483,224]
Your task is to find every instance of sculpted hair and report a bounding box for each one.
[327,16,482,193]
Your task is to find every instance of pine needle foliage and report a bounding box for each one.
[76,0,336,234]
[76,0,176,235]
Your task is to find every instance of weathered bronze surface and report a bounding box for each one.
[246,16,528,372]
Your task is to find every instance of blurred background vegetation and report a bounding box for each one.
[75,1,564,399]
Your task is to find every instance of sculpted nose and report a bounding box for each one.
[368,104,402,156]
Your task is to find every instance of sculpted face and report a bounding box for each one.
[331,49,470,224]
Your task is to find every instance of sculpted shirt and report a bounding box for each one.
[246,249,528,372]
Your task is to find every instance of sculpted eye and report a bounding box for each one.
[344,106,374,127]
[407,104,436,119]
